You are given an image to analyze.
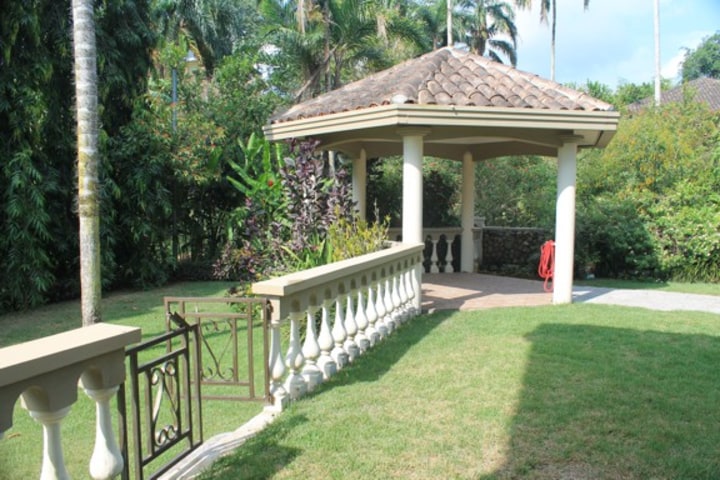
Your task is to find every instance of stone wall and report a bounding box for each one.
[480,227,549,275]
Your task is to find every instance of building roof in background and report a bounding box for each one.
[629,77,720,112]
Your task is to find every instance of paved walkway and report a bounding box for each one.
[422,273,720,314]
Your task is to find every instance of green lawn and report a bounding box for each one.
[0,281,267,479]
[2,281,720,479]
[201,304,720,480]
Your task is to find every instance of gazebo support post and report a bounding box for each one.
[553,139,580,304]
[352,148,367,221]
[399,129,429,244]
[461,151,475,272]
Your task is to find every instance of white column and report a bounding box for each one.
[554,140,579,304]
[399,128,429,244]
[82,386,124,480]
[461,151,475,272]
[352,148,367,221]
[28,407,72,480]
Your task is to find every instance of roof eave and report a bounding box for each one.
[263,104,620,149]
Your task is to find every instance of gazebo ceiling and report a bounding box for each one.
[263,47,620,161]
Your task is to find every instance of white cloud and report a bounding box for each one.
[513,0,720,89]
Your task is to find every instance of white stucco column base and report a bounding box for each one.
[352,148,367,221]
[461,152,475,272]
[399,128,430,244]
[553,139,580,304]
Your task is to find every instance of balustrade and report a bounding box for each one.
[252,242,424,411]
[389,227,479,273]
[0,323,141,480]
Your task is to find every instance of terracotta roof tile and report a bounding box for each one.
[271,47,614,123]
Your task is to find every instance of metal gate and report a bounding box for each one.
[119,323,203,480]
[163,296,271,402]
[118,296,270,479]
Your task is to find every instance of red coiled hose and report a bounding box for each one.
[538,240,555,293]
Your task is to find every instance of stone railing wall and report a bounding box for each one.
[388,223,547,274]
[0,323,141,480]
[480,227,548,273]
[252,242,424,410]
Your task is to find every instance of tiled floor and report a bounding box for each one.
[422,273,552,312]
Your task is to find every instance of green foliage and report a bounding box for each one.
[104,98,175,288]
[474,155,556,228]
[648,177,720,282]
[227,133,286,232]
[681,31,720,81]
[575,196,660,279]
[328,209,390,262]
[367,157,461,228]
[575,100,719,281]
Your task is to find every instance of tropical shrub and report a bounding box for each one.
[367,157,461,228]
[328,207,391,262]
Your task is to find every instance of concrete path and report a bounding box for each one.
[573,285,720,314]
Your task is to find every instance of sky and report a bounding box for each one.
[511,0,720,89]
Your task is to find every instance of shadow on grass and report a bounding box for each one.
[198,414,308,479]
[483,323,720,479]
[316,309,455,390]
[196,310,453,479]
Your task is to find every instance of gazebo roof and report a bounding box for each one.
[264,48,619,161]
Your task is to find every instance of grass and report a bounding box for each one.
[200,304,720,480]
[2,279,719,479]
[0,281,267,479]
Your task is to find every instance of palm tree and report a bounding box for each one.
[262,0,426,99]
[458,0,519,66]
[515,0,590,81]
[72,0,102,325]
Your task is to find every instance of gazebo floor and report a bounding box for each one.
[422,273,552,312]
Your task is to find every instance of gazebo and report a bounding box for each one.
[263,47,620,304]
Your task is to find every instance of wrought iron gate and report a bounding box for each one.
[163,296,271,402]
[118,296,270,479]
[119,323,203,480]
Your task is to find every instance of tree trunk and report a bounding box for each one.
[72,0,102,326]
[550,0,556,81]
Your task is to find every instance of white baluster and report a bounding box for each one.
[355,288,370,351]
[430,236,440,273]
[411,262,422,315]
[365,283,379,345]
[397,266,409,322]
[82,386,123,480]
[316,299,337,380]
[331,296,349,369]
[301,305,323,391]
[268,317,287,407]
[28,406,72,480]
[284,310,307,400]
[375,279,388,339]
[391,273,403,325]
[405,266,417,317]
[344,293,361,360]
[384,277,396,333]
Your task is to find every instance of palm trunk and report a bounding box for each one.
[447,0,452,47]
[72,0,102,326]
[550,0,556,81]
